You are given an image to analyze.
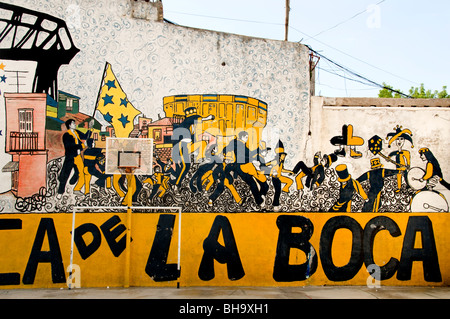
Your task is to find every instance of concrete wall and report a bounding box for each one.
[310,96,450,213]
[0,212,448,288]
[0,1,450,288]
[0,0,311,213]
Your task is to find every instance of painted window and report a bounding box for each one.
[18,109,33,132]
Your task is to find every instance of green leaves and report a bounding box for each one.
[378,83,449,98]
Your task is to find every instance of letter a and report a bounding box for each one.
[397,216,441,282]
[198,215,245,281]
[23,218,66,284]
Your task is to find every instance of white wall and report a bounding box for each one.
[311,96,450,200]
[0,0,311,193]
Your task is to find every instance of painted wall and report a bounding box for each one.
[0,212,448,288]
[310,97,450,214]
[0,0,311,213]
[0,1,449,288]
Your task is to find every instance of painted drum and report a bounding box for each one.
[410,190,449,213]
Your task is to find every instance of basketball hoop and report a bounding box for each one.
[106,137,153,175]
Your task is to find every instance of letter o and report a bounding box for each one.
[319,216,363,281]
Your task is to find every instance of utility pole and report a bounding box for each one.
[285,0,290,41]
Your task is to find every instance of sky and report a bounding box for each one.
[162,0,450,98]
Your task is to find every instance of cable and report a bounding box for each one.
[166,8,418,87]
[312,47,413,98]
[304,0,386,41]
[293,25,419,86]
[318,67,379,88]
[165,10,283,26]
[317,80,379,92]
[165,8,415,97]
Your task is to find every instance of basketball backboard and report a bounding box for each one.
[106,137,153,175]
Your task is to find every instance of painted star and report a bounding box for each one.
[118,114,130,128]
[0,75,6,83]
[0,63,5,71]
[105,80,116,90]
[103,112,113,123]
[120,98,128,107]
[102,94,114,106]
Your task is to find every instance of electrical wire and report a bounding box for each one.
[165,10,283,26]
[292,25,419,87]
[303,0,386,41]
[167,8,419,87]
[311,46,413,98]
[318,67,379,88]
[165,7,415,97]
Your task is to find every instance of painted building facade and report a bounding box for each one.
[2,93,48,198]
[0,0,449,288]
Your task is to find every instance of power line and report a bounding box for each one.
[304,0,386,41]
[310,46,413,98]
[318,67,378,88]
[165,10,283,26]
[165,8,418,92]
[167,8,419,87]
[292,25,419,86]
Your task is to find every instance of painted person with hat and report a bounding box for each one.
[356,158,399,212]
[171,106,214,187]
[292,151,328,193]
[222,130,268,206]
[57,118,94,198]
[83,138,111,194]
[266,140,294,210]
[255,141,272,175]
[418,148,450,190]
[329,164,368,212]
[386,125,413,192]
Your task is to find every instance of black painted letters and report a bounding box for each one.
[198,215,245,281]
[273,215,317,281]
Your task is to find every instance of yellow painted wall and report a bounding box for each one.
[0,212,448,288]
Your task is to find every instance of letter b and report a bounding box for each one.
[273,215,317,282]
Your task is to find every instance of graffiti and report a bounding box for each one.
[2,68,445,214]
[3,82,449,213]
[199,215,245,281]
[273,215,317,282]
[146,214,180,282]
[0,4,448,214]
[4,119,449,214]
[0,2,79,99]
[0,1,449,293]
[0,213,444,287]
[290,214,441,283]
[56,119,94,199]
[75,215,129,259]
[418,147,450,191]
[95,62,142,139]
[356,158,399,212]
[14,187,52,212]
[331,124,364,158]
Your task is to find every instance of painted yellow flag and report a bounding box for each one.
[95,62,141,138]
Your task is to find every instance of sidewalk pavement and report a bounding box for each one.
[0,286,449,299]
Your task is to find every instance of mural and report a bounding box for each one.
[0,2,448,215]
[0,212,447,287]
[2,86,449,214]
[0,1,449,290]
